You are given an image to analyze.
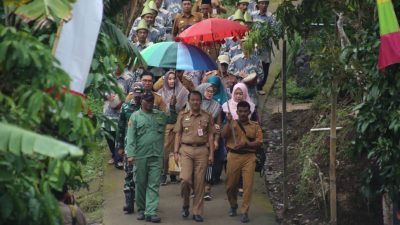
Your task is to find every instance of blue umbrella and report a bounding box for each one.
[140,42,218,70]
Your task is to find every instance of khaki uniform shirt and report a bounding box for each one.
[174,109,214,145]
[225,120,263,151]
[172,12,202,37]
[152,92,167,112]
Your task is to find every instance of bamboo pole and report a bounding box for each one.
[52,20,65,55]
[329,77,338,225]
[282,37,288,213]
[212,39,236,144]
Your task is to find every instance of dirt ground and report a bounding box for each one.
[261,96,383,225]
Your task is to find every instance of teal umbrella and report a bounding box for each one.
[140,42,217,70]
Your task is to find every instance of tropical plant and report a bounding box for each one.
[0,0,144,224]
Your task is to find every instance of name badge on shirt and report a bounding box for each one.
[197,128,204,136]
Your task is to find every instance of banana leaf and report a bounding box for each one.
[0,122,83,158]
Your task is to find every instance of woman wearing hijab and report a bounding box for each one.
[222,82,257,121]
[207,76,229,106]
[194,83,222,200]
[158,70,190,185]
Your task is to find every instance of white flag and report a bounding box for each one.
[55,0,103,94]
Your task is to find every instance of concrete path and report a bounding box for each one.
[103,165,277,225]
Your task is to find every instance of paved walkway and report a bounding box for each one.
[103,165,277,225]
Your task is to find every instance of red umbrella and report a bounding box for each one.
[176,18,249,44]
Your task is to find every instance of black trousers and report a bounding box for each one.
[257,62,270,91]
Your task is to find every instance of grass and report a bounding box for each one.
[76,142,107,223]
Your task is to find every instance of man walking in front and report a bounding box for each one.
[174,91,214,222]
[222,101,263,223]
[125,93,177,223]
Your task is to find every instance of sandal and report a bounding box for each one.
[108,158,115,165]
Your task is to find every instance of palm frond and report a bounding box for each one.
[0,122,83,158]
[101,20,147,68]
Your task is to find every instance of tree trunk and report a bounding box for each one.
[123,0,146,35]
[383,193,393,225]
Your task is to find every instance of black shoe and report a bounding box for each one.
[137,211,145,220]
[192,215,204,222]
[170,175,178,184]
[228,207,237,217]
[146,215,161,223]
[115,161,124,170]
[123,190,134,214]
[181,206,190,218]
[204,192,212,201]
[240,213,249,223]
[160,175,167,186]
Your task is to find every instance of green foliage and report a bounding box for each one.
[0,151,83,225]
[354,66,400,199]
[0,122,83,158]
[12,0,76,21]
[273,78,316,102]
[274,0,400,202]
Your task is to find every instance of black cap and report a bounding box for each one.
[142,92,155,102]
[202,0,211,4]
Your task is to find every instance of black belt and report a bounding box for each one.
[182,143,206,147]
[227,148,255,155]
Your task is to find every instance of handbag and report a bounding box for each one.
[168,153,181,175]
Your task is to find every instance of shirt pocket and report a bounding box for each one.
[200,120,209,135]
[157,120,165,133]
[182,120,193,135]
[136,121,146,136]
[246,127,257,141]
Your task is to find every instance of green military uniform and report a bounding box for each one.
[125,106,177,217]
[116,99,142,213]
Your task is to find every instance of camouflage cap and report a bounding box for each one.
[142,92,155,102]
[130,82,145,96]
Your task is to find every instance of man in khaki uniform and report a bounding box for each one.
[174,91,214,222]
[141,71,167,112]
[222,101,263,223]
[172,0,203,38]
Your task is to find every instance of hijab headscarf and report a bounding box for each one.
[157,70,189,112]
[207,76,229,106]
[195,83,221,119]
[222,82,255,120]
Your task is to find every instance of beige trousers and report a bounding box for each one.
[225,152,256,214]
[179,144,209,215]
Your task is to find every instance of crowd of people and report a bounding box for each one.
[102,0,275,223]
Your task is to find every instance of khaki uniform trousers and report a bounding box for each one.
[225,152,256,214]
[180,144,209,215]
[163,124,175,175]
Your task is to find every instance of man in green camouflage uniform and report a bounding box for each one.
[126,93,177,223]
[116,82,145,214]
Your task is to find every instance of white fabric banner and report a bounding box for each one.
[55,0,103,94]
